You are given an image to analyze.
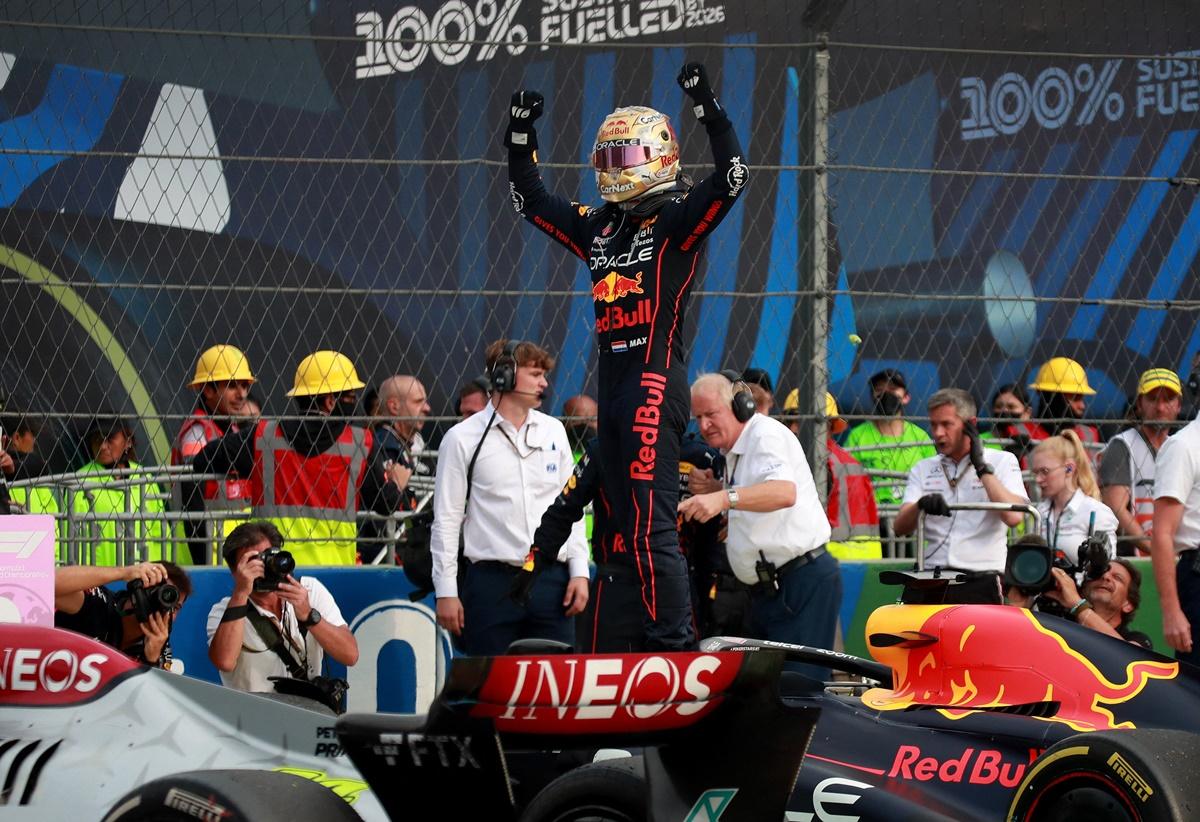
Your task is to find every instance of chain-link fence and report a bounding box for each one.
[1,1,1199,562]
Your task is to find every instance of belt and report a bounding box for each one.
[751,546,828,595]
[469,559,524,572]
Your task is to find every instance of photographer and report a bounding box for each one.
[1011,557,1149,648]
[54,561,191,670]
[206,521,358,696]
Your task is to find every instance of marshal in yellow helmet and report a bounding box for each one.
[1028,356,1095,396]
[189,345,256,388]
[287,351,366,397]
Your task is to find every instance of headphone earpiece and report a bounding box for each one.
[490,340,521,394]
[731,381,756,423]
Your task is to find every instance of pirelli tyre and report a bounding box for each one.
[1008,729,1200,822]
[102,769,363,822]
[519,756,646,822]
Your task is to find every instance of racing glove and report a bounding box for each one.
[964,419,994,476]
[509,545,544,606]
[677,62,723,124]
[917,493,952,517]
[504,90,544,152]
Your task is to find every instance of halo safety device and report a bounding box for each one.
[286,351,366,397]
[1029,357,1096,396]
[592,106,681,204]
[490,340,523,394]
[189,345,256,388]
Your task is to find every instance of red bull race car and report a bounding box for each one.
[4,596,1200,821]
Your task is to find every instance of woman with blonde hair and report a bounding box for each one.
[1031,430,1118,563]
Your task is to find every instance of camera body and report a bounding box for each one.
[254,546,297,592]
[126,578,181,623]
[1005,534,1110,615]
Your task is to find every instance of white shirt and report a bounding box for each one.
[205,576,346,693]
[431,405,588,597]
[724,413,832,585]
[1037,489,1118,563]
[901,448,1028,571]
[1154,417,1200,552]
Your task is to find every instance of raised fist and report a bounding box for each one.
[676,63,721,122]
[509,90,544,122]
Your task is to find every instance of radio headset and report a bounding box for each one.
[464,340,527,509]
[720,369,756,423]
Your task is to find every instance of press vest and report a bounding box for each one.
[1106,427,1158,533]
[250,419,371,565]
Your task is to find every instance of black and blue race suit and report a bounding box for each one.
[509,113,746,650]
[533,435,727,651]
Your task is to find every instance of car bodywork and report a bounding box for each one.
[6,599,1199,821]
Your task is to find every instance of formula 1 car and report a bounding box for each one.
[5,599,1200,822]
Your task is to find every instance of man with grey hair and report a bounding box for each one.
[894,388,1027,597]
[680,373,839,679]
[360,375,431,563]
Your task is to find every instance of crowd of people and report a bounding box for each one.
[22,56,1200,707]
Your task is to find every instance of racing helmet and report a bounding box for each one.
[592,106,681,204]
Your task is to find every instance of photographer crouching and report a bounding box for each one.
[206,521,358,712]
[55,561,191,670]
[1006,535,1150,647]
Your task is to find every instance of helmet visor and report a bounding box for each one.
[592,142,656,171]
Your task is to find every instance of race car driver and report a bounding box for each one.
[529,434,725,652]
[506,62,748,650]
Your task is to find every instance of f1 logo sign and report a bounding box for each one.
[0,531,41,559]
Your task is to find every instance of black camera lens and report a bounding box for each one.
[154,584,181,610]
[1006,543,1052,590]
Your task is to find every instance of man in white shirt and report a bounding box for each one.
[894,389,1028,601]
[679,374,839,680]
[432,339,589,655]
[1151,415,1200,662]
[207,521,359,695]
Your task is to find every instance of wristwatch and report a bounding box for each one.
[301,609,323,628]
[726,489,740,510]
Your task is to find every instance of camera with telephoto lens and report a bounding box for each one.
[125,578,181,623]
[1005,534,1110,616]
[254,546,296,592]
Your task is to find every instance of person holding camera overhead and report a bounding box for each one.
[55,561,192,670]
[1031,432,1118,563]
[206,521,358,695]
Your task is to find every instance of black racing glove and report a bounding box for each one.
[504,90,544,152]
[509,546,544,606]
[917,493,952,517]
[677,62,723,124]
[964,419,994,476]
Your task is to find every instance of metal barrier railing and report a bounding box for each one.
[915,502,1041,571]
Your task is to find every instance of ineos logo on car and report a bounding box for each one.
[0,647,107,694]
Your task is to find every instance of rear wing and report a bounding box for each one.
[337,648,819,821]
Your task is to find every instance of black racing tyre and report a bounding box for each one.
[1008,729,1200,822]
[519,756,647,822]
[102,769,362,822]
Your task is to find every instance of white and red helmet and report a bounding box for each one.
[591,106,681,204]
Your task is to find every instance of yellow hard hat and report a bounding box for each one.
[783,389,847,433]
[189,345,256,388]
[1137,367,1182,396]
[1029,357,1095,396]
[287,350,366,397]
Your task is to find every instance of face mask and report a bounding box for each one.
[874,392,903,417]
[993,411,1020,420]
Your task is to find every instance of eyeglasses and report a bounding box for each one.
[1032,465,1066,478]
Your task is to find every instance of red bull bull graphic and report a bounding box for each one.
[591,270,644,303]
[862,604,1179,731]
